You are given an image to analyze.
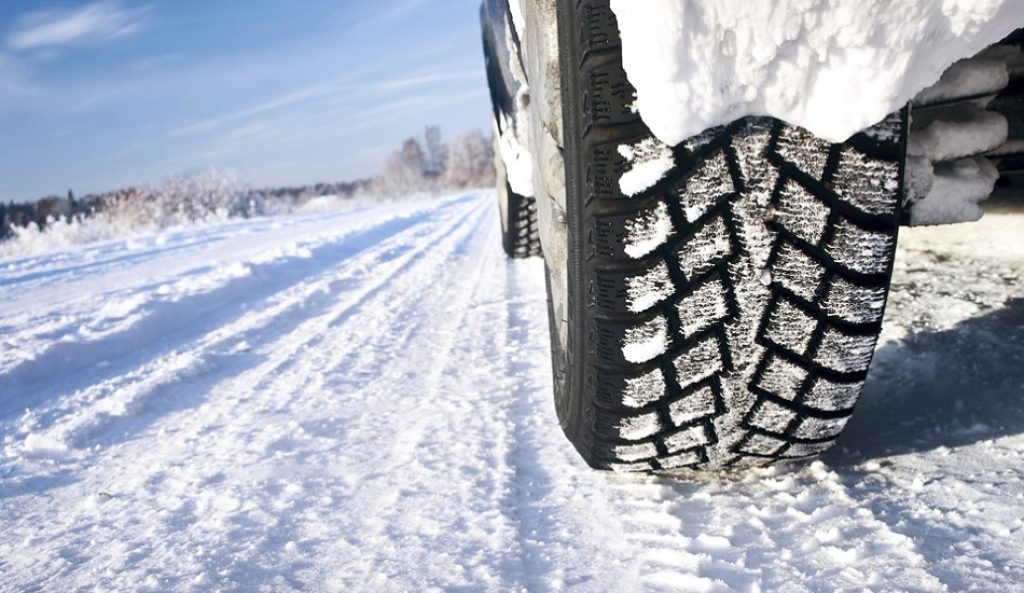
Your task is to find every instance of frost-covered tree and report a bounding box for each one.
[376,137,428,196]
[424,125,447,179]
[443,130,495,189]
[100,169,247,229]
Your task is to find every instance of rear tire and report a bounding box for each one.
[499,184,542,259]
[552,0,907,471]
[495,139,542,259]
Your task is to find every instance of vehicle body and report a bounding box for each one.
[482,0,1024,471]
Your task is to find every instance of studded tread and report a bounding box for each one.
[555,0,906,471]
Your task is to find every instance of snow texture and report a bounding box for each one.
[906,52,1012,225]
[910,157,999,225]
[496,9,535,198]
[610,0,1024,144]
[622,201,674,259]
[497,112,536,197]
[912,57,1008,107]
[912,105,1008,163]
[625,261,674,312]
[2,193,1024,592]
[508,0,526,43]
[622,314,669,363]
[617,138,675,196]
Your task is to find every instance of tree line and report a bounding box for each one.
[370,126,496,197]
[1,125,496,241]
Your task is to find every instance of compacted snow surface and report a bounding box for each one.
[1,192,1023,592]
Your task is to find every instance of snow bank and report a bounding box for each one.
[611,0,1024,145]
[0,215,132,260]
[0,208,239,261]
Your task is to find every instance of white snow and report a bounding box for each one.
[909,156,999,225]
[495,12,535,199]
[617,138,675,196]
[497,113,536,198]
[905,52,1011,225]
[508,0,526,43]
[912,105,1008,162]
[617,412,663,441]
[626,261,675,312]
[2,192,1024,592]
[21,433,70,459]
[622,315,669,363]
[911,57,1008,107]
[622,369,669,408]
[610,0,1024,144]
[622,201,674,258]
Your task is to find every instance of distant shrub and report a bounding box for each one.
[102,170,252,229]
[0,170,249,259]
[0,125,496,258]
[370,127,496,198]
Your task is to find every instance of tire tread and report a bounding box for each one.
[557,0,906,470]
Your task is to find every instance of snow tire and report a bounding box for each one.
[499,182,543,259]
[553,0,907,471]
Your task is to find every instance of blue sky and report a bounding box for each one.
[0,0,491,201]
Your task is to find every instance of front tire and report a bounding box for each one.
[552,0,906,471]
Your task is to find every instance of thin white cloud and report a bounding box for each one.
[358,0,432,28]
[379,0,431,21]
[7,2,147,51]
[375,69,483,91]
[175,87,486,168]
[348,88,487,132]
[170,84,336,138]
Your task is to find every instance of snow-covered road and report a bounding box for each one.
[1,192,1022,592]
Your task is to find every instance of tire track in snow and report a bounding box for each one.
[494,257,648,593]
[166,197,500,592]
[294,199,533,592]
[0,195,500,592]
[820,214,1024,593]
[603,464,946,593]
[0,201,459,399]
[482,230,949,593]
[0,197,484,466]
[0,209,383,371]
[0,208,377,302]
[197,195,509,591]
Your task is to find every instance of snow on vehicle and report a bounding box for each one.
[481,0,1024,471]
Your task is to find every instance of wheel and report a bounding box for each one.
[549,0,907,471]
[496,149,543,259]
[498,183,542,259]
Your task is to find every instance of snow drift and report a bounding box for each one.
[611,0,1024,144]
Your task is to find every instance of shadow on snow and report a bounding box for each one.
[827,296,1024,465]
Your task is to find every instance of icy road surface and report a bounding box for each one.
[1,193,1023,592]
